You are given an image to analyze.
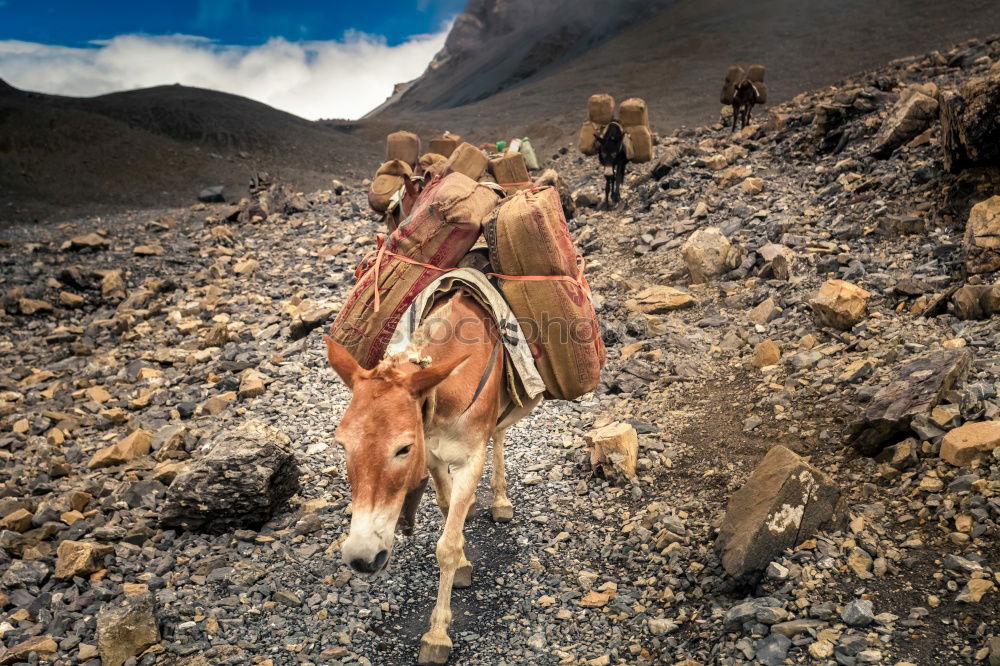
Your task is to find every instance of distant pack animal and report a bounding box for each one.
[721,64,767,133]
[594,121,628,205]
[324,292,539,664]
[731,79,761,132]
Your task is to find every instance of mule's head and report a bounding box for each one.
[323,336,465,575]
[596,121,625,166]
[734,79,757,102]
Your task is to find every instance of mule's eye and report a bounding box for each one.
[395,444,412,457]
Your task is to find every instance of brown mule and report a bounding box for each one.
[324,291,539,664]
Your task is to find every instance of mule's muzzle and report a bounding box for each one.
[349,548,389,575]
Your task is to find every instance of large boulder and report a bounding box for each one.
[872,90,939,158]
[159,419,300,532]
[716,445,842,578]
[96,592,160,666]
[681,227,734,284]
[951,283,1000,319]
[964,196,1000,275]
[809,280,870,330]
[940,66,1000,172]
[850,349,972,455]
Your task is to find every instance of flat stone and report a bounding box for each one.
[940,420,1000,466]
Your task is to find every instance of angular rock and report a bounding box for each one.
[625,286,695,314]
[100,269,126,301]
[752,340,780,368]
[289,305,336,341]
[940,67,1000,172]
[951,283,1000,319]
[0,636,58,666]
[940,420,1000,466]
[0,508,33,532]
[238,369,266,400]
[851,349,972,455]
[88,429,153,469]
[159,419,300,531]
[964,196,1000,275]
[716,445,842,577]
[55,540,115,579]
[873,91,938,158]
[96,592,160,666]
[809,279,870,330]
[64,232,110,252]
[681,227,733,284]
[585,422,639,481]
[534,169,576,219]
[841,599,875,626]
[199,185,225,203]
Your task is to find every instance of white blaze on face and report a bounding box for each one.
[341,502,397,574]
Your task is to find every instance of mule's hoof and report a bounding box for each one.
[418,632,452,664]
[491,502,513,523]
[454,562,473,588]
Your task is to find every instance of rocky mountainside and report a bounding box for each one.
[1,35,999,666]
[373,0,1000,151]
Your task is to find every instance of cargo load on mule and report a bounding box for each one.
[723,63,767,132]
[386,130,420,167]
[368,159,412,214]
[418,152,447,177]
[484,187,605,399]
[443,141,489,180]
[429,131,461,158]
[330,172,501,368]
[619,97,652,164]
[489,152,531,195]
[721,65,744,104]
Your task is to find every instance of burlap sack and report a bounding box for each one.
[753,81,768,104]
[579,121,603,155]
[386,131,420,166]
[429,132,461,158]
[721,65,745,104]
[484,187,605,399]
[747,64,766,83]
[619,98,648,127]
[625,125,652,163]
[332,173,500,368]
[417,152,447,177]
[490,152,531,194]
[588,94,615,125]
[443,142,489,180]
[368,160,412,213]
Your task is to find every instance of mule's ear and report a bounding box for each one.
[324,335,361,389]
[407,354,469,395]
[403,175,421,199]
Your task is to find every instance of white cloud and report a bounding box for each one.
[0,29,448,120]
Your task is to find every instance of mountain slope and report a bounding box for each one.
[372,0,1000,152]
[0,83,379,221]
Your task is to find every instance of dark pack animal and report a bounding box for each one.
[731,79,762,132]
[594,121,628,205]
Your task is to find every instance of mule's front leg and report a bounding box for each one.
[419,450,485,664]
[490,427,513,522]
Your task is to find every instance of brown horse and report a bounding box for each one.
[324,291,539,664]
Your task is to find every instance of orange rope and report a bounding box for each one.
[360,235,591,315]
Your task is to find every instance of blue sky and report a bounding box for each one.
[0,1,466,118]
[1,0,465,47]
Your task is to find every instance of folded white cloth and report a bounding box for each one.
[387,267,546,404]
